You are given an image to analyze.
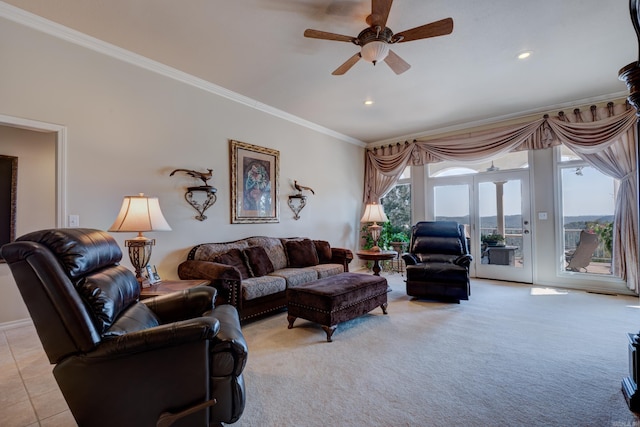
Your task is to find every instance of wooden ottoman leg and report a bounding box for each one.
[287,315,297,329]
[322,325,337,342]
[381,302,388,314]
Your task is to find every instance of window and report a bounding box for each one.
[428,151,528,177]
[558,146,616,276]
[381,166,411,244]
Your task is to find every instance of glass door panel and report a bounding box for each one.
[475,171,532,282]
[430,180,475,276]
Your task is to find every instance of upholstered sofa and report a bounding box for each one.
[178,236,353,321]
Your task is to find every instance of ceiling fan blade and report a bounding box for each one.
[304,29,356,43]
[394,17,454,43]
[384,50,411,75]
[332,53,361,75]
[366,0,393,28]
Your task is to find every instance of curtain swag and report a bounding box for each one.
[363,102,638,291]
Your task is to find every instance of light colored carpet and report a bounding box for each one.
[235,273,640,427]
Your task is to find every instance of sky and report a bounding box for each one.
[433,165,615,218]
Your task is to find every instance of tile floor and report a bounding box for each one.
[0,323,75,427]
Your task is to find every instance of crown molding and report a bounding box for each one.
[0,2,365,147]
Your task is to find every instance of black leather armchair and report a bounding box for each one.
[1,228,247,427]
[402,221,472,303]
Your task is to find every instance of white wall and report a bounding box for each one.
[0,16,364,323]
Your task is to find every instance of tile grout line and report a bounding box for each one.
[4,329,43,426]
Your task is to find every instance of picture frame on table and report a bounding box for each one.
[230,140,279,224]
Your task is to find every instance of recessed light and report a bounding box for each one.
[364,100,374,105]
[518,51,532,60]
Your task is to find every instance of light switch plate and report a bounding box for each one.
[69,215,80,227]
[538,212,548,220]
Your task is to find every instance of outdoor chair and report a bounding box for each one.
[565,230,599,272]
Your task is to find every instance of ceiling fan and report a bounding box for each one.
[304,0,453,75]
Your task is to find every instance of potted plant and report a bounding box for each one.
[481,233,505,247]
[389,232,410,254]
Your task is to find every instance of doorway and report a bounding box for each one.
[428,169,533,283]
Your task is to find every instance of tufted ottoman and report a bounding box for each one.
[286,272,388,342]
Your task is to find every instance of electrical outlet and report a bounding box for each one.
[69,215,80,227]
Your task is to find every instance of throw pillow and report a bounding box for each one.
[213,248,251,280]
[244,246,275,277]
[286,239,319,268]
[313,240,332,264]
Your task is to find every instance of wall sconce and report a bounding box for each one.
[287,180,314,220]
[170,168,217,221]
[360,202,389,252]
[288,194,307,220]
[185,186,217,221]
[108,193,172,288]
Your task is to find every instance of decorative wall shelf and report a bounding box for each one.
[185,185,217,221]
[287,194,307,220]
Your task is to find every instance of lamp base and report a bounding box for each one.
[125,238,155,289]
[370,245,382,252]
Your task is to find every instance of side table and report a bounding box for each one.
[356,249,398,276]
[139,279,210,299]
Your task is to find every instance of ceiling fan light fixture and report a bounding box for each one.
[518,51,532,60]
[361,40,389,64]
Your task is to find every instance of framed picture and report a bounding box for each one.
[230,140,279,223]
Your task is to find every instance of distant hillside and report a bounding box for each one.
[435,214,614,230]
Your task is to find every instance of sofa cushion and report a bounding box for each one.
[417,253,460,264]
[77,265,140,334]
[308,263,344,279]
[191,240,251,262]
[412,236,463,255]
[269,268,318,288]
[244,246,275,277]
[213,248,251,280]
[103,302,160,337]
[246,237,288,270]
[286,239,319,268]
[314,240,332,264]
[242,275,287,300]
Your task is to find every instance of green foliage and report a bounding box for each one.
[380,184,411,247]
[389,232,410,243]
[481,233,505,244]
[361,183,412,250]
[589,221,613,256]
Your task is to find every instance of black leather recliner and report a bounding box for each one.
[402,221,472,303]
[1,228,247,427]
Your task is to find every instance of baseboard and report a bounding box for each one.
[0,318,32,331]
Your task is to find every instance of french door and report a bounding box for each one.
[428,170,533,283]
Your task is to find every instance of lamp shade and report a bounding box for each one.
[361,41,389,64]
[108,193,171,234]
[360,203,389,223]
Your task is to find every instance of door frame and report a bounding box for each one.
[473,169,533,283]
[0,114,66,227]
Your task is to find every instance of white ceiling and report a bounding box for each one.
[3,0,637,144]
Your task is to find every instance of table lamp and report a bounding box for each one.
[108,193,171,287]
[360,202,389,252]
